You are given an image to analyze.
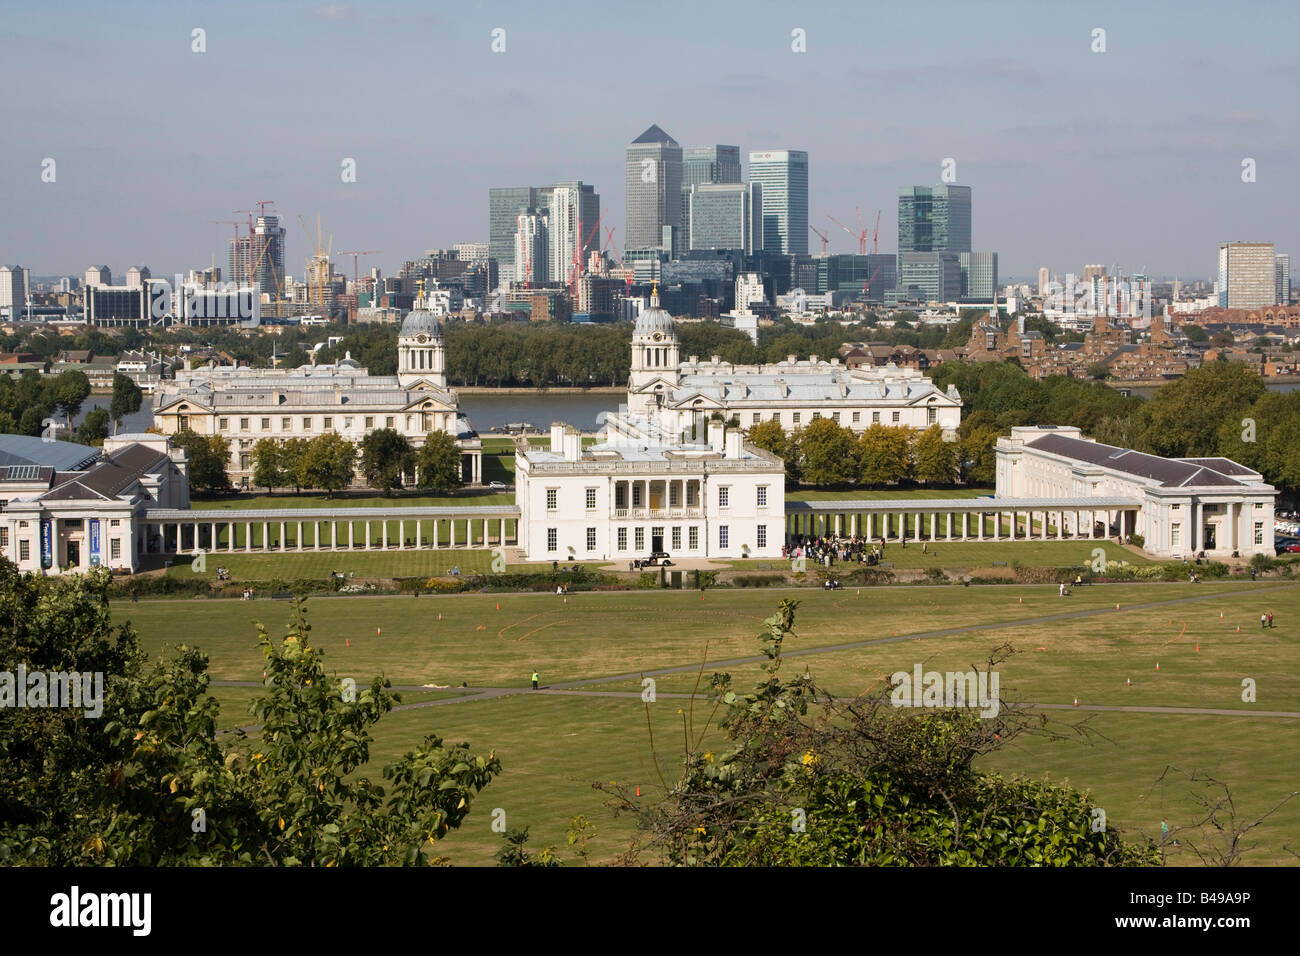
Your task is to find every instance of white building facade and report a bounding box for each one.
[996,426,1275,558]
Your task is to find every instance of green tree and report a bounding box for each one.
[857,424,911,485]
[1139,362,1266,458]
[279,437,311,494]
[958,424,1000,485]
[301,433,356,497]
[108,372,143,434]
[910,424,957,485]
[415,431,464,493]
[797,418,858,485]
[1182,324,1208,343]
[171,431,230,491]
[251,438,285,495]
[0,567,501,866]
[51,369,91,427]
[77,407,110,446]
[359,428,414,495]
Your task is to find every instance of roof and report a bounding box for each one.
[666,370,955,407]
[631,124,677,146]
[39,443,171,502]
[1025,433,1258,488]
[0,434,102,471]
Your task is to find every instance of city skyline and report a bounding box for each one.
[3,0,1297,281]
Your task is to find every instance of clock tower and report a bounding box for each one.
[628,283,680,415]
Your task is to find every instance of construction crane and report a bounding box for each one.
[336,249,381,320]
[603,226,634,294]
[256,200,276,217]
[297,214,333,311]
[810,225,830,254]
[871,210,881,255]
[828,213,868,255]
[569,215,604,300]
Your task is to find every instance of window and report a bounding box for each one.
[261,418,270,430]
[811,412,820,420]
[109,519,120,527]
[718,486,730,508]
[546,489,557,511]
[927,406,937,425]
[618,527,627,551]
[240,418,249,431]
[872,411,881,423]
[219,418,229,430]
[19,540,30,561]
[0,527,6,548]
[671,526,681,550]
[546,528,557,552]
[757,525,767,549]
[772,413,780,425]
[792,412,801,425]
[386,416,395,428]
[634,527,644,551]
[586,527,596,551]
[852,411,860,424]
[757,486,768,508]
[632,484,643,507]
[719,525,729,549]
[689,526,699,550]
[179,415,189,430]
[892,411,900,423]
[1171,503,1181,510]
[669,484,680,507]
[344,417,353,429]
[832,411,840,423]
[586,487,597,510]
[1171,523,1181,547]
[752,413,761,425]
[365,416,374,428]
[281,417,291,430]
[323,416,333,430]
[1255,522,1264,545]
[302,417,312,430]
[686,483,698,507]
[110,539,120,560]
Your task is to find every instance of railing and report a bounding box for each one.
[613,507,703,519]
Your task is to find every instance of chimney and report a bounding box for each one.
[564,426,582,462]
[724,427,743,459]
[708,419,725,453]
[787,354,796,363]
[711,354,721,364]
[550,422,565,454]
[689,354,698,364]
[809,354,818,364]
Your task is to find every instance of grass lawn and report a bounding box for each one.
[117,581,1299,866]
[786,486,994,502]
[163,547,537,581]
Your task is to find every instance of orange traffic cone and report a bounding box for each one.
[1073,697,1079,707]
[496,602,500,610]
[1126,678,1131,687]
[377,627,381,636]
[345,638,350,647]
[1155,661,1160,671]
[1195,642,1200,652]
[635,786,641,797]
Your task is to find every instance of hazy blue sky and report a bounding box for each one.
[4,0,1297,282]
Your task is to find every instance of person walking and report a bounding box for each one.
[531,671,539,690]
[1268,612,1274,628]
[1161,819,1169,843]
[1261,613,1268,629]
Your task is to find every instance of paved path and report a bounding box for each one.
[211,581,1300,732]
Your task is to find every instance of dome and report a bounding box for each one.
[634,289,675,338]
[401,310,443,339]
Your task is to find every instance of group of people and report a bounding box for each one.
[783,534,893,568]
[240,587,255,601]
[1261,612,1276,628]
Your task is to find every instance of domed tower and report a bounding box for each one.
[628,285,679,411]
[398,309,446,389]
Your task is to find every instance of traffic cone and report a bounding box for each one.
[345,638,350,647]
[496,602,500,610]
[1195,642,1200,652]
[1126,678,1131,687]
[1073,697,1079,707]
[1155,661,1160,671]
[377,627,381,636]
[635,786,641,797]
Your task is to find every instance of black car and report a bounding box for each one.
[644,552,673,566]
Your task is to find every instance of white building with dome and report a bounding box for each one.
[627,287,963,439]
[153,308,482,488]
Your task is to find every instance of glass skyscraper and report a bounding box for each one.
[625,124,683,253]
[688,182,762,254]
[680,146,741,253]
[748,150,808,255]
[897,185,972,254]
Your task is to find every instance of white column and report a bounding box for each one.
[914,512,922,541]
[1041,511,1048,540]
[1056,512,1063,540]
[398,519,404,549]
[297,521,304,551]
[348,521,354,550]
[315,520,321,551]
[365,522,371,550]
[433,519,439,548]
[946,512,952,541]
[331,521,338,550]
[245,522,252,552]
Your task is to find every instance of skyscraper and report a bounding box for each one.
[1218,242,1275,308]
[680,145,742,253]
[491,183,598,285]
[490,187,540,283]
[626,124,683,254]
[0,265,26,313]
[539,182,600,283]
[252,216,286,296]
[749,150,808,255]
[897,185,972,255]
[688,182,762,254]
[514,210,549,286]
[1277,253,1290,305]
[1038,267,1050,296]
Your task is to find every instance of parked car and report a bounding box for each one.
[488,481,511,490]
[1276,540,1300,555]
[644,552,673,566]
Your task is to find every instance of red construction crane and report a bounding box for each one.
[336,249,381,319]
[603,226,634,294]
[828,213,868,255]
[569,214,605,299]
[871,210,881,255]
[810,225,830,254]
[255,200,276,217]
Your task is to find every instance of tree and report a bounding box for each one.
[52,369,91,427]
[1138,361,1266,458]
[77,407,110,446]
[910,424,957,485]
[597,599,1162,867]
[279,437,311,494]
[251,438,285,495]
[857,424,911,485]
[415,431,464,493]
[170,431,230,491]
[0,566,502,866]
[1182,324,1209,343]
[360,429,414,495]
[798,418,858,486]
[958,424,1000,485]
[108,372,143,434]
[301,433,356,497]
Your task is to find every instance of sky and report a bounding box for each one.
[3,0,1297,283]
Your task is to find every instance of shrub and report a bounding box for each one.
[1129,534,1145,549]
[733,574,787,588]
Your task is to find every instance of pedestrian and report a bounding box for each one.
[1161,819,1169,842]
[557,585,563,595]
[922,541,927,554]
[552,560,558,572]
[1261,613,1268,629]
[130,588,138,603]
[1059,582,1065,597]
[531,671,539,691]
[1250,567,1257,580]
[1268,612,1274,628]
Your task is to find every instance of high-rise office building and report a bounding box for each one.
[898,252,961,303]
[959,252,999,301]
[491,182,598,285]
[490,187,540,282]
[0,265,27,312]
[1218,242,1275,308]
[125,266,151,288]
[539,182,600,286]
[252,215,286,296]
[688,182,763,255]
[1277,253,1291,305]
[514,209,549,286]
[85,265,111,288]
[897,185,971,255]
[749,150,809,255]
[626,124,683,254]
[1038,267,1050,296]
[680,145,742,253]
